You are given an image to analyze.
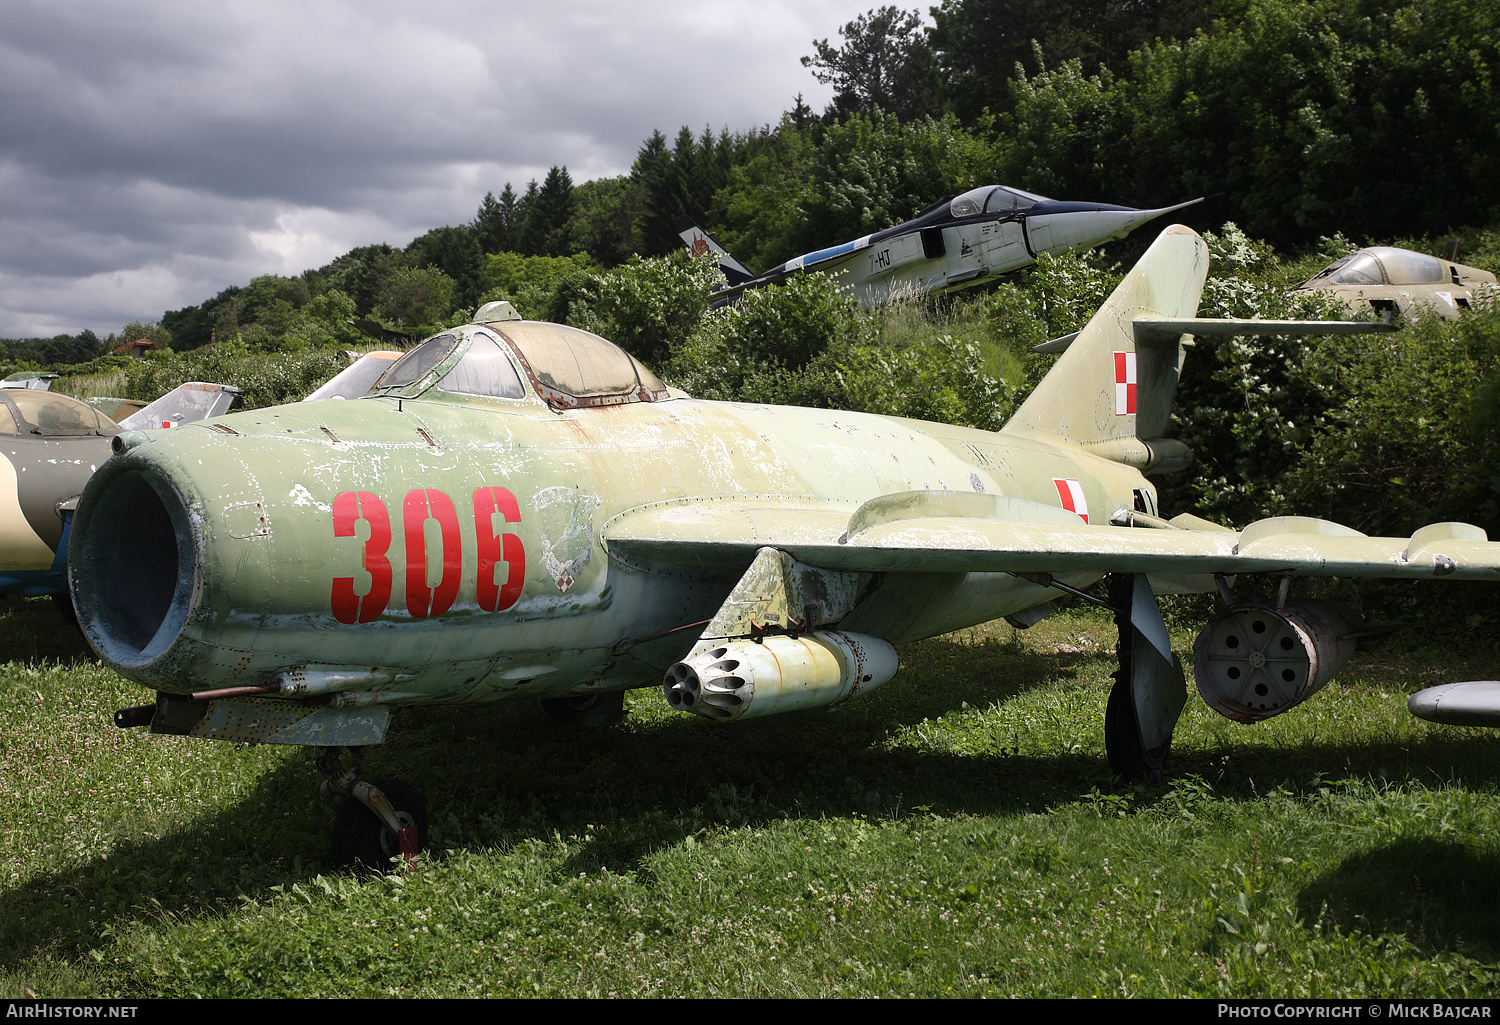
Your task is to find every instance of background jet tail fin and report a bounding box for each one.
[1002,224,1209,468]
[674,215,754,285]
[118,382,241,430]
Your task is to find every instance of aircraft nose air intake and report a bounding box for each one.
[70,462,197,667]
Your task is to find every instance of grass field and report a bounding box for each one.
[0,594,1496,998]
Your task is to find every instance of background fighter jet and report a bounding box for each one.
[678,186,1202,306]
[1295,245,1497,321]
[81,225,1500,869]
[0,382,237,610]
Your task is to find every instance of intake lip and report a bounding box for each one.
[69,453,198,670]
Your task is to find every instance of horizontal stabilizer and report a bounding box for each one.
[1134,317,1399,347]
[1032,331,1079,354]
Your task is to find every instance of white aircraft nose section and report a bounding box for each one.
[1030,198,1206,254]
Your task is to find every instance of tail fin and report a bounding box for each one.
[118,382,240,430]
[674,215,754,286]
[1003,224,1207,473]
[1003,224,1397,474]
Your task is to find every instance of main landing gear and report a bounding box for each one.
[539,690,626,726]
[1104,574,1188,783]
[317,747,428,871]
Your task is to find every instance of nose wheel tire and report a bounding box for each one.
[330,777,428,871]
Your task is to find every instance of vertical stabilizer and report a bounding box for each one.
[1002,224,1208,473]
[675,215,754,286]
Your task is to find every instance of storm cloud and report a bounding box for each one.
[0,0,874,336]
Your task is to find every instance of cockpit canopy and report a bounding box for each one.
[1307,247,1448,287]
[0,390,120,437]
[376,321,670,410]
[949,185,1051,219]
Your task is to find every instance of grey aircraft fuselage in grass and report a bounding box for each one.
[72,226,1500,867]
[678,185,1203,306]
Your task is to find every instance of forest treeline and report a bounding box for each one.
[6,0,1490,360]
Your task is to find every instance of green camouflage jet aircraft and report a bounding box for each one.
[73,225,1499,867]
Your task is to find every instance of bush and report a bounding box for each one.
[124,342,348,411]
[566,252,719,366]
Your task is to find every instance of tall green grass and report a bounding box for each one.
[0,598,1494,997]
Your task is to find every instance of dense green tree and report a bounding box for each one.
[710,116,820,273]
[373,266,458,333]
[798,111,999,251]
[318,243,402,317]
[0,330,108,365]
[406,226,485,309]
[566,252,720,366]
[517,167,576,257]
[802,6,941,121]
[564,176,643,265]
[929,0,1220,120]
[993,0,1500,246]
[477,251,597,320]
[633,129,681,257]
[471,186,523,255]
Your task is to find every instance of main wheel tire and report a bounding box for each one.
[51,593,77,626]
[330,778,428,871]
[1105,573,1169,783]
[540,691,625,726]
[1105,668,1169,783]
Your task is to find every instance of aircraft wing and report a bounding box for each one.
[604,490,1500,581]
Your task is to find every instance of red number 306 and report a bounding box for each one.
[330,487,525,624]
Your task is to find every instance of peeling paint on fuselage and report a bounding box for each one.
[79,378,1151,706]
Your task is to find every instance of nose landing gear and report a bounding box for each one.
[317,747,428,871]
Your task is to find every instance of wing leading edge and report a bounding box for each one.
[604,490,1500,581]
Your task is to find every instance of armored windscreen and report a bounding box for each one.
[1317,252,1384,286]
[304,352,402,401]
[380,334,461,390]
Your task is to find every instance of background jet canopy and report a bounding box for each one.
[1310,247,1448,286]
[0,391,120,436]
[949,185,1049,218]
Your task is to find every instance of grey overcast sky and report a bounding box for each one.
[0,0,883,338]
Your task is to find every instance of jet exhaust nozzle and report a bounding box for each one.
[1193,600,1363,723]
[663,631,898,722]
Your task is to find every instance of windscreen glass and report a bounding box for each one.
[380,334,460,390]
[304,354,400,401]
[437,333,525,399]
[985,187,1045,213]
[1321,252,1384,285]
[949,186,996,218]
